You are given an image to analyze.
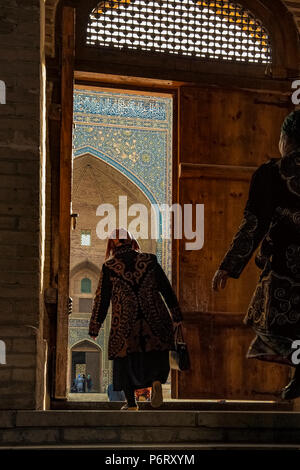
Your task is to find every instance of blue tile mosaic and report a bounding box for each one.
[74,93,167,121]
[73,88,173,278]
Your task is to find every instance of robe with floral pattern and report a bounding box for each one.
[219,151,300,365]
[89,244,182,360]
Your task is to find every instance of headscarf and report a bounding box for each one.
[277,112,300,196]
[281,110,300,146]
[105,228,141,260]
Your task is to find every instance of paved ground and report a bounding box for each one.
[69,385,171,401]
[68,393,108,401]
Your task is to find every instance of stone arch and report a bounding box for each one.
[71,152,158,258]
[70,260,100,279]
[74,148,160,208]
[71,338,102,351]
[70,339,103,393]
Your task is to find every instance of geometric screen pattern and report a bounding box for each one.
[87,0,271,64]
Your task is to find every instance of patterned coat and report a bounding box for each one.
[89,244,183,360]
[219,151,300,364]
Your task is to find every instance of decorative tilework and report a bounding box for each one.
[68,326,104,347]
[69,319,90,328]
[74,94,167,120]
[73,89,173,278]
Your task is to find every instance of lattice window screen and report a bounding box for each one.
[86,0,271,64]
[81,230,91,246]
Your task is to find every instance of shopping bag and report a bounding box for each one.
[169,324,190,371]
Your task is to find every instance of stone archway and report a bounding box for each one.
[70,340,102,393]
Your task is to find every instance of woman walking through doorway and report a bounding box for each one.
[89,228,182,410]
[213,110,300,400]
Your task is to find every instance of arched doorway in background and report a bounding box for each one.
[70,340,102,393]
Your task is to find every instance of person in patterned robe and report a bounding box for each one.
[89,228,182,410]
[212,110,300,400]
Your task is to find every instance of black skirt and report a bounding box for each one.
[113,350,170,391]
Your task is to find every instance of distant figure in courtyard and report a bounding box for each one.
[75,373,84,393]
[86,374,93,393]
[89,228,182,410]
[107,383,126,402]
[70,380,77,393]
[212,110,300,400]
[82,373,86,393]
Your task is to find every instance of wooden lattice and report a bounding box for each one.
[86,0,271,63]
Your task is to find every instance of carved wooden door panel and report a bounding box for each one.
[175,86,292,399]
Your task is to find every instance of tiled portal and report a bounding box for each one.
[69,87,173,396]
[73,87,173,277]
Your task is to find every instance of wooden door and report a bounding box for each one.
[175,86,292,400]
[55,6,75,399]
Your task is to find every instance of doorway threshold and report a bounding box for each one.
[51,399,292,411]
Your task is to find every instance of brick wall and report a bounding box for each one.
[0,0,46,409]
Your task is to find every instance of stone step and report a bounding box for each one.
[51,399,292,411]
[1,410,300,447]
[1,443,300,450]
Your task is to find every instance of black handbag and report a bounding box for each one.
[169,324,190,371]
